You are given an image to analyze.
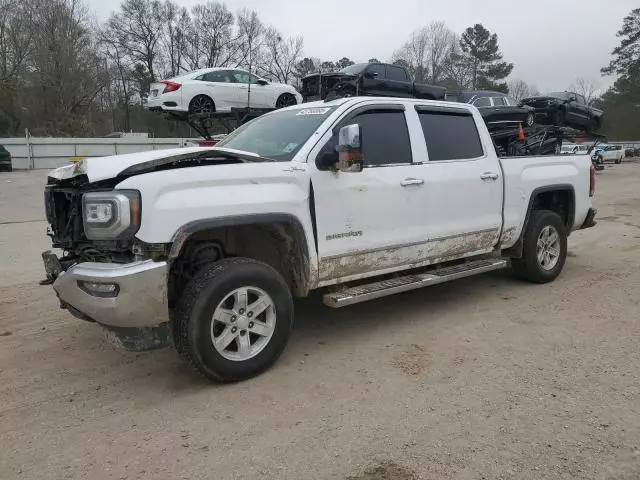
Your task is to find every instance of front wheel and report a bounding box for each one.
[511,210,567,283]
[173,258,294,382]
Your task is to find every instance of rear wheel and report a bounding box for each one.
[189,95,215,114]
[173,258,294,382]
[275,93,297,109]
[525,111,535,127]
[511,210,567,283]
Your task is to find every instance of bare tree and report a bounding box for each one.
[100,28,137,131]
[0,0,37,133]
[508,79,532,100]
[28,0,107,134]
[393,21,456,84]
[393,27,429,82]
[186,1,236,69]
[0,0,36,83]
[442,38,474,90]
[236,8,263,69]
[161,0,190,78]
[259,27,303,83]
[569,77,600,105]
[107,0,165,82]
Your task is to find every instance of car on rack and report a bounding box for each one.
[447,90,535,129]
[41,97,596,382]
[0,144,12,172]
[301,62,446,102]
[593,145,625,164]
[146,67,302,115]
[520,91,603,132]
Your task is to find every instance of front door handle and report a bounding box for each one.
[400,178,424,186]
[480,172,499,181]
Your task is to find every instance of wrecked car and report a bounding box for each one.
[520,91,603,132]
[301,63,446,102]
[447,90,535,129]
[42,97,596,382]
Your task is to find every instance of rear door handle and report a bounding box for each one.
[400,178,424,186]
[480,172,499,181]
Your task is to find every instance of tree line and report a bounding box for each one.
[0,0,637,140]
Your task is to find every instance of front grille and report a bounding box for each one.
[44,186,85,249]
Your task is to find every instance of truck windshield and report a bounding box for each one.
[215,106,337,161]
[339,64,368,75]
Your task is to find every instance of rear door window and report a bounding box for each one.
[387,66,408,81]
[472,97,491,107]
[492,97,506,106]
[366,64,386,79]
[203,70,233,83]
[416,108,484,161]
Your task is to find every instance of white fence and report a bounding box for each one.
[1,136,191,169]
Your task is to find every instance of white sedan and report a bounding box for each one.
[146,68,302,114]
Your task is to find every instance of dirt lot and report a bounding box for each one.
[1,162,640,480]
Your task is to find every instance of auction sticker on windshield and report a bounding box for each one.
[296,108,332,116]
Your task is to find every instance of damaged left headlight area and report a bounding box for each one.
[43,175,149,280]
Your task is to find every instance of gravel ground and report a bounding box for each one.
[1,162,640,480]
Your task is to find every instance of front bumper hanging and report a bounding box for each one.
[44,255,170,329]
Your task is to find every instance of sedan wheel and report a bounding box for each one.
[189,95,215,115]
[275,93,297,109]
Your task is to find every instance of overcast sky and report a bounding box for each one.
[87,0,634,92]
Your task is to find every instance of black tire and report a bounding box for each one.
[173,258,294,382]
[615,156,622,165]
[275,93,297,109]
[552,108,566,126]
[525,111,535,127]
[189,95,215,114]
[511,210,567,284]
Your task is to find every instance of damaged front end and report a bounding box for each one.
[42,165,172,351]
[301,73,357,101]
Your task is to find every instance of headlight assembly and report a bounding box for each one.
[82,190,141,240]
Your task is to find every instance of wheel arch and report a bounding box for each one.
[168,214,312,302]
[504,184,575,258]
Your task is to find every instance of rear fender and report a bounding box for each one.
[503,185,575,258]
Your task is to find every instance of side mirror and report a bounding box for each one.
[336,124,363,173]
[364,71,379,79]
[257,79,269,86]
[317,150,338,170]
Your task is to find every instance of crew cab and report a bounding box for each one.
[301,63,446,102]
[41,98,597,382]
[520,91,603,132]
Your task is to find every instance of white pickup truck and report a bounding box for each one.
[42,97,597,382]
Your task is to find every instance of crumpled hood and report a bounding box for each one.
[48,146,221,183]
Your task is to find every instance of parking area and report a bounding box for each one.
[1,162,640,479]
